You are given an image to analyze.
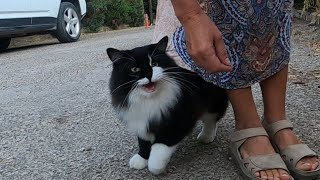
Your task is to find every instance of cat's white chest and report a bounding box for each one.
[118,80,181,142]
[120,104,157,141]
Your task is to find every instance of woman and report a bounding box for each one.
[152,0,319,179]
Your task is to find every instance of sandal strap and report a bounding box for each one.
[243,153,289,174]
[230,128,292,179]
[281,144,318,167]
[263,120,293,138]
[231,127,268,148]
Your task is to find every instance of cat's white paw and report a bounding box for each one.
[148,143,177,175]
[197,131,216,144]
[197,113,218,144]
[148,157,168,175]
[129,154,148,170]
[148,164,166,175]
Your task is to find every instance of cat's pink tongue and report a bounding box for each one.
[143,83,156,92]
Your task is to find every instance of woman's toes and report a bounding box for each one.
[312,160,319,170]
[296,160,312,171]
[309,157,319,170]
[272,169,280,179]
[266,170,274,179]
[260,171,268,179]
[278,169,291,180]
[279,175,291,180]
[255,171,260,178]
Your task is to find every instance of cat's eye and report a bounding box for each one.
[151,62,159,67]
[131,67,140,73]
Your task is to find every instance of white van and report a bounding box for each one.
[0,0,87,50]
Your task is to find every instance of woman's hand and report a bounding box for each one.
[181,11,232,73]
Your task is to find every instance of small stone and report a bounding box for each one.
[228,157,232,161]
[292,81,306,85]
[80,147,93,152]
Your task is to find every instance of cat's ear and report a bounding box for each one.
[106,48,125,62]
[155,36,168,52]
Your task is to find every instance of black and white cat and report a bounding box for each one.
[107,36,228,175]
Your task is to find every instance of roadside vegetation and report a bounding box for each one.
[83,0,157,32]
[83,0,318,33]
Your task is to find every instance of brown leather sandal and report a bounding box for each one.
[229,127,293,180]
[263,119,320,180]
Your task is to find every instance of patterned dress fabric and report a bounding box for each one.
[153,0,293,89]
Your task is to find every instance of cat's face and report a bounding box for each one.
[107,36,178,99]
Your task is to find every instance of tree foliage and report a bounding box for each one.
[83,0,145,32]
[83,0,320,33]
[303,0,320,12]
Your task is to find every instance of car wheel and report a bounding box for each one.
[54,2,81,43]
[0,38,11,51]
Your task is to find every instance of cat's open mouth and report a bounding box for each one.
[143,82,156,93]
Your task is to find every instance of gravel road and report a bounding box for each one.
[0,19,319,180]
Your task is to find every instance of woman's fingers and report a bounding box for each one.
[182,11,232,73]
[202,54,233,73]
[189,45,232,73]
[214,31,231,66]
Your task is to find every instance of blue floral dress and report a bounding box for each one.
[154,0,293,90]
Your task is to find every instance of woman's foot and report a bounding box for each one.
[259,65,319,173]
[272,128,319,171]
[240,135,292,180]
[226,86,292,179]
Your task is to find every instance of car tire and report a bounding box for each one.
[0,38,11,51]
[54,2,81,43]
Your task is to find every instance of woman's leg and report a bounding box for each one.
[260,65,319,171]
[227,87,291,180]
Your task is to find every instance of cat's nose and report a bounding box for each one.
[146,76,152,82]
[145,71,152,82]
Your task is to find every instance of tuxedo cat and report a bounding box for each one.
[107,36,228,175]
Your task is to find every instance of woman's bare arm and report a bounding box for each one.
[170,0,203,24]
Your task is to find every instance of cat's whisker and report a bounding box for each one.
[106,63,113,68]
[119,82,138,110]
[151,54,166,59]
[164,71,196,76]
[165,49,177,52]
[159,78,177,88]
[171,73,197,81]
[160,76,195,94]
[176,78,200,89]
[163,72,199,89]
[162,68,197,77]
[129,74,140,78]
[162,67,180,71]
[163,74,199,91]
[160,78,194,94]
[111,80,136,94]
[171,79,194,93]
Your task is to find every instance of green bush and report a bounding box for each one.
[84,0,107,32]
[302,0,320,12]
[84,0,144,32]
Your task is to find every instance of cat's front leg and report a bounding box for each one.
[129,138,151,170]
[197,112,219,144]
[148,143,177,175]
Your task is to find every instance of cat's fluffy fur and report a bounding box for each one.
[107,36,228,175]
